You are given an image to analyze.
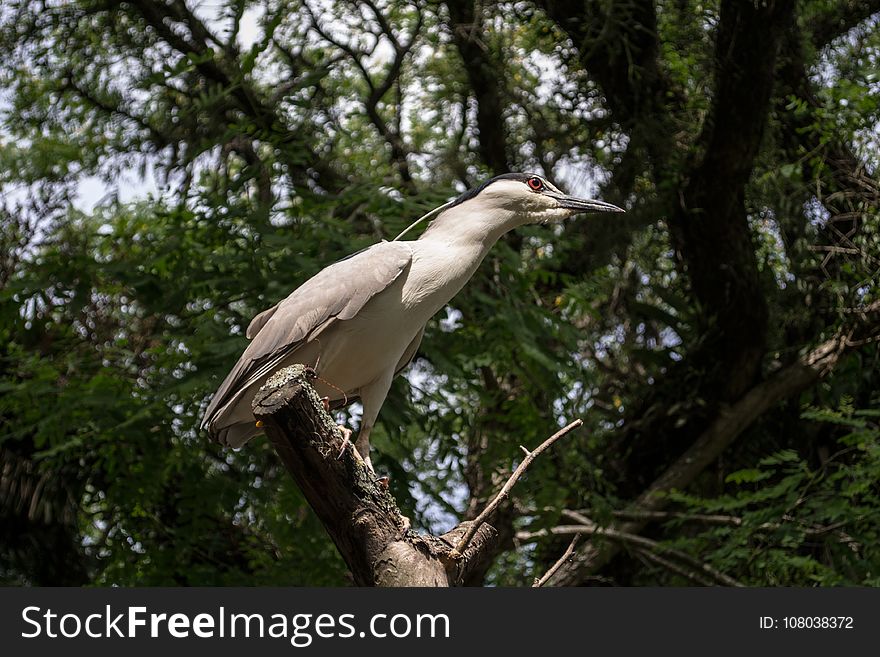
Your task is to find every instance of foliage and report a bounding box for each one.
[655,405,880,586]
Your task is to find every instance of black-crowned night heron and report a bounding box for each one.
[202,173,623,469]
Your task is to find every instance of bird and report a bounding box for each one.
[201,173,623,470]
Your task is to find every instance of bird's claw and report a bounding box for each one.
[334,427,379,477]
[320,396,331,412]
[335,425,353,460]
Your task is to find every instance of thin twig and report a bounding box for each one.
[608,509,744,526]
[634,547,715,586]
[450,419,583,559]
[602,508,858,544]
[518,524,744,587]
[533,535,580,587]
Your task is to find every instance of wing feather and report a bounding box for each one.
[202,241,413,434]
[246,305,279,339]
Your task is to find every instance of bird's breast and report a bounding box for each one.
[291,242,487,400]
[402,242,486,316]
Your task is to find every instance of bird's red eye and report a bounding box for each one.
[527,176,544,191]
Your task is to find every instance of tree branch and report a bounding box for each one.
[606,508,860,544]
[123,0,321,196]
[633,546,716,586]
[519,518,743,587]
[445,0,509,173]
[251,364,501,586]
[532,534,580,587]
[306,0,419,185]
[776,25,880,287]
[450,419,582,559]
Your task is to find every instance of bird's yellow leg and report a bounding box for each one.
[354,425,375,473]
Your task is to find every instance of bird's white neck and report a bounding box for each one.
[399,203,525,314]
[417,202,525,251]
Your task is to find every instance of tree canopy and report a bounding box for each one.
[1,0,878,586]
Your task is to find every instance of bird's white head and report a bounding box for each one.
[462,173,624,225]
[413,173,624,245]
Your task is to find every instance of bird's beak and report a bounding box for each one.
[546,191,625,215]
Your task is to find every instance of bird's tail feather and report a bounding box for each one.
[203,377,268,447]
[215,422,262,449]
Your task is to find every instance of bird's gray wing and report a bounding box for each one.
[202,241,413,432]
[246,304,278,339]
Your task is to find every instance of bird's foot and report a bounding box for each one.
[320,396,331,412]
[335,425,353,460]
[336,432,380,478]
